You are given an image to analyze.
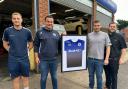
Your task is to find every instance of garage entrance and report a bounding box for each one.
[50,1,91,35]
[0,0,33,77]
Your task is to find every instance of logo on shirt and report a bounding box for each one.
[9,35,15,37]
[40,32,42,35]
[53,33,57,37]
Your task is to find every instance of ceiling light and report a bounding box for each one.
[49,13,56,15]
[65,16,76,19]
[65,9,74,12]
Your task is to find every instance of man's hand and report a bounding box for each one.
[119,48,126,65]
[119,58,124,65]
[61,31,67,36]
[104,58,109,65]
[35,57,40,65]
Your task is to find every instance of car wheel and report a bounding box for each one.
[76,26,83,35]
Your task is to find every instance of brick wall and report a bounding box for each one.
[38,0,49,26]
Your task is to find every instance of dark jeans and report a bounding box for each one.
[39,59,58,89]
[104,58,119,89]
[87,57,104,89]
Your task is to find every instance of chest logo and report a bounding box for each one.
[53,33,57,37]
[9,35,15,37]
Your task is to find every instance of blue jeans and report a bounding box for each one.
[87,57,104,89]
[39,59,58,89]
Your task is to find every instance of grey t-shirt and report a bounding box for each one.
[87,31,111,60]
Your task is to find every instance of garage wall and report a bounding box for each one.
[96,11,112,28]
[51,0,92,14]
[96,4,113,28]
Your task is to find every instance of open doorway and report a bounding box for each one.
[50,1,90,35]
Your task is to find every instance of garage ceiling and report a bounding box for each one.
[50,1,86,20]
[0,0,31,17]
[0,1,87,20]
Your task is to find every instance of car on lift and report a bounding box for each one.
[53,24,66,35]
[64,18,87,34]
[53,20,67,35]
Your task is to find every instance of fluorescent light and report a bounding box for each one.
[84,14,89,16]
[0,0,4,3]
[65,16,76,19]
[65,9,74,12]
[49,13,56,15]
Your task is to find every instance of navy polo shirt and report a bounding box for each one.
[2,26,33,59]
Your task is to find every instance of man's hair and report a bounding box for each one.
[94,20,100,23]
[45,15,54,21]
[11,12,22,18]
[109,22,116,26]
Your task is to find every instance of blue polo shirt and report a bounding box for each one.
[2,26,33,60]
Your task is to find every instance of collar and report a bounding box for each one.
[109,31,116,36]
[43,27,53,32]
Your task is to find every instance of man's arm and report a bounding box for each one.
[104,46,111,65]
[119,48,126,64]
[28,41,33,51]
[34,52,40,65]
[3,41,10,51]
[34,31,40,65]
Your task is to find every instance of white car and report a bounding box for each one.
[53,24,66,35]
[64,19,87,34]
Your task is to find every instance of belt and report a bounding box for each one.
[109,57,119,60]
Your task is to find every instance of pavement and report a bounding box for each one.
[0,49,128,89]
[0,63,106,89]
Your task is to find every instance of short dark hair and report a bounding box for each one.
[94,20,100,23]
[12,12,22,18]
[109,22,116,26]
[45,15,54,21]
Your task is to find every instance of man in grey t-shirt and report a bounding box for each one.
[87,20,111,89]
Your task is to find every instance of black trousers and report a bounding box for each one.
[104,58,119,89]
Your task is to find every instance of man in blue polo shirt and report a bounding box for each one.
[2,12,33,89]
[64,39,85,67]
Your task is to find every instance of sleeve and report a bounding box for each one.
[2,29,9,41]
[86,34,89,49]
[34,31,40,52]
[105,34,111,46]
[27,30,33,42]
[58,36,62,54]
[119,35,127,49]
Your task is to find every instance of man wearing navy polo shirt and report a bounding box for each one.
[2,12,33,89]
[34,15,66,89]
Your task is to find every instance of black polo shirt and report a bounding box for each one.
[2,26,33,59]
[109,31,127,58]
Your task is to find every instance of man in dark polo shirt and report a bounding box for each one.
[2,12,33,89]
[104,22,127,89]
[34,15,66,89]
